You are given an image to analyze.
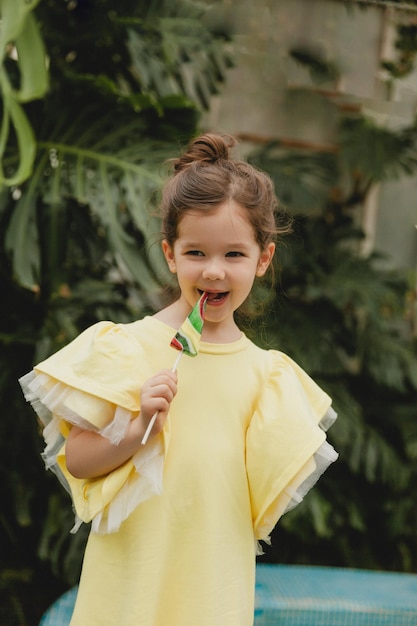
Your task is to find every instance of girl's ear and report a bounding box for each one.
[256,242,275,277]
[162,240,177,273]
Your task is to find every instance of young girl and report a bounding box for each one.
[20,133,338,626]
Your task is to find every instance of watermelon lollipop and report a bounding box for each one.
[141,292,208,444]
[170,292,208,356]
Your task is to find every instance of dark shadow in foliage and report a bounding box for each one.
[248,126,417,572]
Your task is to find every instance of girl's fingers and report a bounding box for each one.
[140,369,178,422]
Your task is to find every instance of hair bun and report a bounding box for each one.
[174,133,235,173]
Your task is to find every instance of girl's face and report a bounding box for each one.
[162,200,275,339]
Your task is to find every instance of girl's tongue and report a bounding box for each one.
[206,291,228,304]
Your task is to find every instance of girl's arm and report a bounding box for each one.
[65,369,177,479]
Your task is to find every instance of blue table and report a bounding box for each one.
[40,565,417,625]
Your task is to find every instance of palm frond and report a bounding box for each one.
[127,13,233,110]
[4,105,178,293]
[329,385,410,489]
[362,326,417,392]
[249,144,338,213]
[339,116,417,181]
[4,153,48,291]
[0,0,48,186]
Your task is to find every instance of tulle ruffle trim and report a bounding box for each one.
[19,371,132,444]
[283,406,338,514]
[256,406,338,554]
[20,371,338,540]
[73,439,164,535]
[19,370,164,535]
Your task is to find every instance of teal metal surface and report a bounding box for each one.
[39,565,417,625]
[39,586,77,626]
[255,564,417,625]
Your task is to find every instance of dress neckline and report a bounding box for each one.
[142,316,250,355]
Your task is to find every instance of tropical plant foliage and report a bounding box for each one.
[0,1,233,624]
[249,101,417,572]
[1,1,417,624]
[1,0,233,294]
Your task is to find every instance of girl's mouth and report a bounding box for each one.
[199,290,229,305]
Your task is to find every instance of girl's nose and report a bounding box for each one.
[202,259,226,280]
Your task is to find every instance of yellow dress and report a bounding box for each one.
[19,316,338,626]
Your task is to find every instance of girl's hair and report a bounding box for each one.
[160,133,291,249]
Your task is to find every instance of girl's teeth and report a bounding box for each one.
[208,292,226,302]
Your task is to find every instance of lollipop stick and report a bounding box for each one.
[141,351,183,445]
[141,292,207,446]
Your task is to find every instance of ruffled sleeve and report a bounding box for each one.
[19,321,165,535]
[246,351,338,545]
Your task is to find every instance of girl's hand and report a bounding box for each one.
[66,369,178,478]
[138,369,178,437]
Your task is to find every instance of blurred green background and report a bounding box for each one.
[1,1,416,624]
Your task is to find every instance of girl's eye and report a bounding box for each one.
[226,251,244,258]
[186,250,204,256]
